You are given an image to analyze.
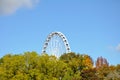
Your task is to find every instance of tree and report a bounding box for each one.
[1,51,119,80]
[81,68,99,80]
[96,65,110,80]
[104,65,120,80]
[95,56,109,69]
[60,52,94,79]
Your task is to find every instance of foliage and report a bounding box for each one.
[0,52,119,80]
[95,56,109,69]
[81,68,100,80]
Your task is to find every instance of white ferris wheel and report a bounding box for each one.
[42,32,71,57]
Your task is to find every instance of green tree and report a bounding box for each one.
[81,68,99,80]
[60,52,93,79]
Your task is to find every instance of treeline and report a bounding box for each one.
[0,52,120,80]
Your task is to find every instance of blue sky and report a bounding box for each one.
[0,0,120,65]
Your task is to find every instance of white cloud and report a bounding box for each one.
[116,44,120,52]
[108,43,120,53]
[0,0,39,15]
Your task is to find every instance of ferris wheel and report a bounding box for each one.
[42,32,71,57]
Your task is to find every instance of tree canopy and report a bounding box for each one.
[0,52,120,80]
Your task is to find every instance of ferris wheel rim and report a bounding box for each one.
[42,31,71,56]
